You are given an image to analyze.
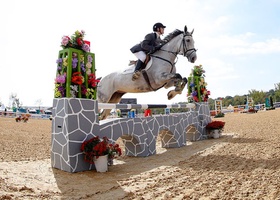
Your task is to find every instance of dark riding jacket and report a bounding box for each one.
[130,32,162,54]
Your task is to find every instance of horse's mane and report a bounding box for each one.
[162,29,183,45]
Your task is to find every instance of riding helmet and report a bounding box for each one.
[153,22,166,31]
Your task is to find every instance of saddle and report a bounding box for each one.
[128,54,151,70]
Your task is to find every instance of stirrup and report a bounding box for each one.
[132,71,141,81]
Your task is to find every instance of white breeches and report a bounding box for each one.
[134,51,146,62]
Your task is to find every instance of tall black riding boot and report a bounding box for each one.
[132,60,143,81]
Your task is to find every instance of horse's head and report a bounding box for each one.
[179,26,197,63]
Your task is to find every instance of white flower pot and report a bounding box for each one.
[212,129,220,139]
[94,155,108,172]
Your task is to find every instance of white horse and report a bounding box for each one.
[97,26,197,120]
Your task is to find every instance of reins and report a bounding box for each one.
[142,32,196,91]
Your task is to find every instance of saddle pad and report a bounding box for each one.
[122,58,153,75]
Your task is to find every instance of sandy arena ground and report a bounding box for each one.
[0,109,280,199]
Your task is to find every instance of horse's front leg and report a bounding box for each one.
[167,77,188,100]
[158,72,182,84]
[175,77,187,91]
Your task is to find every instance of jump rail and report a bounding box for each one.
[98,103,196,110]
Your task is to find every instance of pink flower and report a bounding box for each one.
[61,36,70,46]
[82,44,90,52]
[55,74,66,83]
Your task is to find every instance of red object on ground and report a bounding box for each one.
[144,109,151,117]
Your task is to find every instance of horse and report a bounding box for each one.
[97,26,197,120]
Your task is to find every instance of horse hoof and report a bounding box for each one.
[175,73,182,79]
[167,90,175,100]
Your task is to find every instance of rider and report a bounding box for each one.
[130,22,166,81]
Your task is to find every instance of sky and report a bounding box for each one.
[1,0,280,108]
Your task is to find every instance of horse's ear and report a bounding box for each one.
[184,25,188,33]
[191,29,194,35]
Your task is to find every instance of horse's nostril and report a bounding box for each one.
[191,56,197,63]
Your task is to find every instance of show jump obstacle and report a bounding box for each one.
[51,31,211,173]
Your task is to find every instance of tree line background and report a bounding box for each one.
[206,82,280,110]
[157,82,280,114]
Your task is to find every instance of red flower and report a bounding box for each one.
[71,72,83,85]
[81,136,121,164]
[76,37,83,46]
[193,96,199,102]
[206,121,225,130]
[88,73,100,88]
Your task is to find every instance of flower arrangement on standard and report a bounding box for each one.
[206,120,225,130]
[54,52,99,99]
[187,65,210,103]
[80,136,122,164]
[61,30,90,52]
[54,30,99,99]
[193,64,205,76]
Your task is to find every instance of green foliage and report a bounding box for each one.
[248,89,266,104]
[274,83,280,102]
[214,112,225,118]
[205,86,280,108]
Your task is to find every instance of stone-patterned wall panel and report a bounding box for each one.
[51,98,98,172]
[51,99,211,172]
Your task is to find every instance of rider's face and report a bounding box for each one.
[159,27,165,35]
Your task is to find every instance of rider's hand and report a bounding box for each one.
[155,45,162,51]
[149,45,162,54]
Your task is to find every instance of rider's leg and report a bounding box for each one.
[132,60,143,81]
[134,59,144,72]
[132,51,146,81]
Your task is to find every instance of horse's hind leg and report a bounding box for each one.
[98,92,125,120]
[100,109,111,120]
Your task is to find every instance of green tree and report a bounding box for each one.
[207,98,215,110]
[223,96,233,107]
[274,83,280,102]
[233,95,247,106]
[248,89,266,104]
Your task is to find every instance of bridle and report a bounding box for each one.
[150,32,197,67]
[179,33,197,61]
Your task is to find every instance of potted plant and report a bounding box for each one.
[247,108,258,113]
[206,120,225,138]
[108,143,122,165]
[214,112,225,118]
[80,136,122,172]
